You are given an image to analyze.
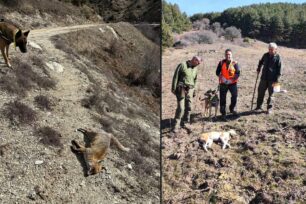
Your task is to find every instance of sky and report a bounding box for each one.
[165,0,306,16]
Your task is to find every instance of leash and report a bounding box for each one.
[251,72,259,110]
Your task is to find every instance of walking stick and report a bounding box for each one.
[251,72,259,110]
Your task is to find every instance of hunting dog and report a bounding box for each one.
[0,19,30,67]
[200,89,219,118]
[71,128,130,176]
[199,129,237,152]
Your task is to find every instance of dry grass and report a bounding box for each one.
[51,24,160,114]
[0,58,56,97]
[162,41,306,203]
[34,95,55,111]
[0,0,95,21]
[34,126,63,148]
[3,101,37,125]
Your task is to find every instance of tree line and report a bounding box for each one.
[190,3,306,48]
[162,0,192,47]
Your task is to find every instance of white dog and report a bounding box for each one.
[199,129,237,151]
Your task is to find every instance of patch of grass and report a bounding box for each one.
[81,94,100,109]
[3,101,37,125]
[34,126,63,148]
[125,150,143,165]
[0,59,56,97]
[0,75,27,96]
[34,95,55,111]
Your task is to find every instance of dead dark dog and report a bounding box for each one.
[200,89,219,118]
[0,19,30,67]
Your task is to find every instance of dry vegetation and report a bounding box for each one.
[0,0,99,29]
[0,57,56,97]
[3,101,37,125]
[51,23,160,114]
[34,126,63,148]
[50,22,160,201]
[162,41,306,203]
[0,16,159,203]
[34,95,55,111]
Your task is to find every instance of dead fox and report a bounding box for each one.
[71,128,130,176]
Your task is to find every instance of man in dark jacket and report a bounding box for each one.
[216,49,240,121]
[255,42,282,114]
[171,56,202,133]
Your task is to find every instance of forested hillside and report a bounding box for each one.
[190,3,306,48]
[162,0,191,47]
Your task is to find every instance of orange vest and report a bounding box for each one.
[219,61,238,84]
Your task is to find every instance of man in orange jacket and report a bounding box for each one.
[216,49,240,121]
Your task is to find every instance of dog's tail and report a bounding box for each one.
[111,135,130,152]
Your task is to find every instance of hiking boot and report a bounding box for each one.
[172,126,179,133]
[254,106,263,111]
[230,110,238,116]
[267,109,273,115]
[172,119,181,133]
[221,115,227,122]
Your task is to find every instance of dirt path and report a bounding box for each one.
[30,23,102,40]
[0,23,159,203]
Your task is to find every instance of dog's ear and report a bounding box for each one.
[23,30,30,37]
[15,30,22,39]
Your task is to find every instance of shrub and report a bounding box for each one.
[192,18,210,30]
[197,30,217,44]
[0,75,27,96]
[162,21,174,48]
[243,37,251,43]
[81,94,100,109]
[211,22,224,37]
[224,26,242,41]
[3,101,37,125]
[0,60,56,96]
[34,126,63,148]
[34,95,55,111]
[181,30,217,45]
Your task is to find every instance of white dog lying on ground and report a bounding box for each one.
[199,129,237,151]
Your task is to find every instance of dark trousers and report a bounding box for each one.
[219,83,238,115]
[174,88,194,125]
[257,80,274,110]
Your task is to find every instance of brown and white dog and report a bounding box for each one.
[199,129,237,151]
[0,20,30,67]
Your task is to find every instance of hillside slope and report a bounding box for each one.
[0,22,160,203]
[162,41,306,203]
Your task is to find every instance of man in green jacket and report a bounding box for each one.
[171,56,202,133]
[255,42,282,114]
